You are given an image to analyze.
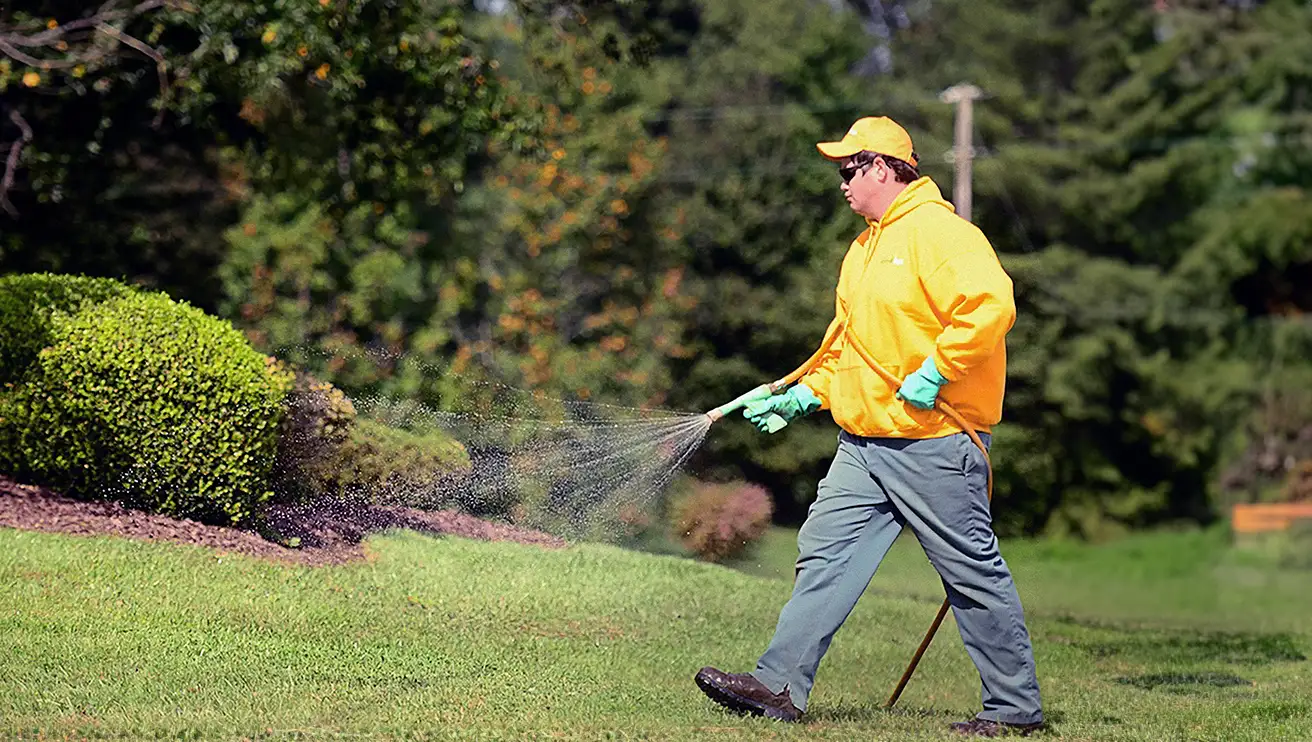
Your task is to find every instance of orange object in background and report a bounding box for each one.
[1231,503,1312,534]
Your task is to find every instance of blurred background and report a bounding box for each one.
[3,0,1310,544]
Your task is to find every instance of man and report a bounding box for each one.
[694,116,1044,738]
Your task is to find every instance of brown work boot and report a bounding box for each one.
[949,717,1044,737]
[694,667,803,722]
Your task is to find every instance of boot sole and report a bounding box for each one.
[694,671,801,722]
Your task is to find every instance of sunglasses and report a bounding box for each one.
[839,160,874,183]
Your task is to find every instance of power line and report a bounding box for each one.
[638,105,1312,156]
[973,128,1039,255]
[635,97,940,124]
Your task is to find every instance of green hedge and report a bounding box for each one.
[0,273,133,384]
[0,289,293,524]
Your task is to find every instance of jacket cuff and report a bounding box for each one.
[929,351,961,383]
[792,383,823,415]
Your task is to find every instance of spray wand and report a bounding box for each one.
[703,381,790,432]
[699,315,993,710]
[702,317,846,432]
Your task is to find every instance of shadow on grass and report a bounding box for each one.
[1086,631,1305,665]
[1050,616,1307,666]
[1115,671,1253,692]
[1239,700,1311,722]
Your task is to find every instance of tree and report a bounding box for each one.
[0,0,176,216]
[495,0,908,518]
[3,0,519,314]
[874,0,1312,536]
[635,0,894,519]
[328,0,894,520]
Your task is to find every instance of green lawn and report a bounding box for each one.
[728,525,1312,633]
[3,523,1310,740]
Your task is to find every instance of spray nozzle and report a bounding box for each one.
[703,381,791,433]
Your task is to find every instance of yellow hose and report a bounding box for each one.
[767,315,847,393]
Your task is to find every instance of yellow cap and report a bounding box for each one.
[817,116,917,166]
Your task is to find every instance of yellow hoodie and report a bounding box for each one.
[799,177,1016,439]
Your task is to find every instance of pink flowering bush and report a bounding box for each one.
[671,480,773,562]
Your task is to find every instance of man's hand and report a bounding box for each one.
[896,357,948,410]
[743,384,822,433]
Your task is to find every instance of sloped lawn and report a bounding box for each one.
[2,525,1310,740]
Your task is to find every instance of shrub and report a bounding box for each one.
[1283,460,1312,503]
[286,368,357,446]
[298,417,470,508]
[1219,374,1312,506]
[0,291,294,524]
[269,367,358,503]
[0,273,133,383]
[670,480,774,562]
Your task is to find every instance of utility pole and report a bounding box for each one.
[940,83,982,222]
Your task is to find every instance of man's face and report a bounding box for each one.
[839,154,887,219]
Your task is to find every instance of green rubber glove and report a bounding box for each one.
[743,384,822,433]
[896,357,948,410]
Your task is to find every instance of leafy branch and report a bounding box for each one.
[0,0,180,215]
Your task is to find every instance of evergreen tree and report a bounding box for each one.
[876,0,1312,535]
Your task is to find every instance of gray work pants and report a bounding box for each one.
[752,431,1043,725]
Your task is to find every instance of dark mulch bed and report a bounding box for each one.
[0,475,566,566]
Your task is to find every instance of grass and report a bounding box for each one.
[727,525,1312,633]
[2,524,1311,741]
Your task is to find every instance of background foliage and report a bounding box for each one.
[3,0,1310,538]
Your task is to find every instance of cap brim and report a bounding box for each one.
[817,140,862,161]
